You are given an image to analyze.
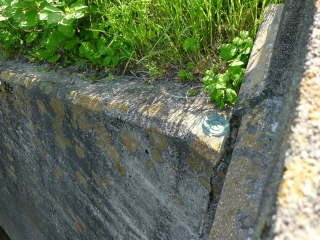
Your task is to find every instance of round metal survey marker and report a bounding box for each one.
[202,115,229,137]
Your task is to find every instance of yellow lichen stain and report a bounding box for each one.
[76,171,87,186]
[74,222,82,232]
[178,198,185,205]
[0,71,15,81]
[198,176,212,191]
[94,123,111,150]
[151,149,163,163]
[77,94,104,113]
[146,126,167,151]
[213,187,221,194]
[67,91,77,99]
[105,144,126,176]
[75,145,85,159]
[115,163,126,176]
[13,88,23,111]
[38,144,48,158]
[53,165,63,179]
[71,119,78,129]
[53,124,72,150]
[65,208,71,215]
[74,136,79,143]
[7,153,13,161]
[23,77,36,89]
[119,103,129,113]
[203,160,215,177]
[80,221,86,230]
[143,103,166,117]
[237,132,260,151]
[24,91,32,119]
[107,101,121,111]
[34,227,44,237]
[50,98,65,127]
[188,156,203,173]
[190,140,217,164]
[146,160,155,171]
[71,104,91,131]
[120,130,139,152]
[92,171,103,188]
[36,99,47,116]
[45,85,53,94]
[278,157,318,206]
[103,176,111,186]
[5,142,12,151]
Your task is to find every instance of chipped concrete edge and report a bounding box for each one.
[208,4,285,240]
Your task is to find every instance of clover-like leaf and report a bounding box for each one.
[232,37,243,46]
[226,88,237,104]
[239,30,249,39]
[221,44,237,60]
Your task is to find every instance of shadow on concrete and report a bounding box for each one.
[0,226,10,240]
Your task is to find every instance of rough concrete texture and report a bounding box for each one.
[253,0,320,239]
[0,57,232,239]
[208,4,285,239]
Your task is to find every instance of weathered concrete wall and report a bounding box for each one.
[210,0,320,239]
[0,59,231,239]
[1,1,319,239]
[254,0,320,239]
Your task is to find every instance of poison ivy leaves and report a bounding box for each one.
[201,31,253,108]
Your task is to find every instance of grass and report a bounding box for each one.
[0,0,284,79]
[90,0,284,76]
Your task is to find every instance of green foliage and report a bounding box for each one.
[0,0,134,69]
[178,62,195,81]
[0,0,284,74]
[188,89,197,96]
[201,31,253,108]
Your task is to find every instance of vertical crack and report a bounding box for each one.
[199,114,242,239]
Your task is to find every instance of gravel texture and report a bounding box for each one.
[272,0,320,238]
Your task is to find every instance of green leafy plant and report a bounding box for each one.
[178,61,195,81]
[201,31,253,108]
[0,0,283,78]
[0,0,134,70]
[188,89,197,96]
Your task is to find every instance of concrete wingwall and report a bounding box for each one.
[1,0,319,239]
[209,0,320,239]
[0,58,232,239]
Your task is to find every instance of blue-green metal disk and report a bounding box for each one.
[202,115,229,137]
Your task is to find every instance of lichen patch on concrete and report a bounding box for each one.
[146,126,167,151]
